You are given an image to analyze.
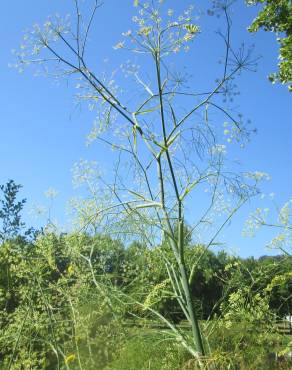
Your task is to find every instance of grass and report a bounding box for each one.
[104,321,292,370]
[104,328,190,370]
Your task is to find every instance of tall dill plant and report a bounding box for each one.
[13,0,266,364]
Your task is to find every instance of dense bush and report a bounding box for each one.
[0,233,291,368]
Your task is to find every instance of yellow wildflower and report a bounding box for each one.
[65,354,76,364]
[138,26,152,36]
[185,24,200,35]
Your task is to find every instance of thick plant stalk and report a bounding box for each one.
[154,43,205,358]
[158,170,206,358]
[178,259,205,356]
[178,220,205,357]
[164,220,205,360]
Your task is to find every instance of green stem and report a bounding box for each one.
[178,259,205,356]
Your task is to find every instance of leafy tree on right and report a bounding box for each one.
[246,0,292,90]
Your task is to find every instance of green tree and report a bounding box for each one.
[246,0,292,90]
[0,180,26,242]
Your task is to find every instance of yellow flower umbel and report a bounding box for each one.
[138,26,152,36]
[65,354,76,364]
[184,24,200,35]
[143,278,170,310]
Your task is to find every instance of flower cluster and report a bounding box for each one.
[114,1,200,57]
[243,207,269,237]
[265,271,292,293]
[244,171,271,182]
[72,159,101,188]
[44,187,59,199]
[278,200,292,226]
[210,144,227,156]
[268,232,291,251]
[143,278,170,310]
[10,14,71,73]
[223,120,243,144]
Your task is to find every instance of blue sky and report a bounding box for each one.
[0,0,291,257]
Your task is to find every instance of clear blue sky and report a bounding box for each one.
[0,0,291,257]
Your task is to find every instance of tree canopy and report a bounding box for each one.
[247,0,292,90]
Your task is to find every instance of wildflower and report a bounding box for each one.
[279,201,292,225]
[65,354,76,364]
[138,26,152,36]
[210,144,227,155]
[113,41,124,50]
[122,30,132,37]
[32,45,41,55]
[44,21,52,28]
[44,187,58,199]
[184,33,193,41]
[245,171,270,181]
[185,24,200,35]
[143,279,170,310]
